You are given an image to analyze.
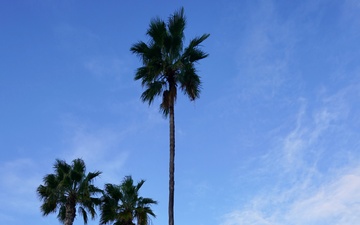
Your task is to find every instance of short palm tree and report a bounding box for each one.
[100,176,157,225]
[130,7,209,225]
[37,158,102,225]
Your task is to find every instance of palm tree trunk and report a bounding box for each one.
[64,200,76,225]
[168,104,175,225]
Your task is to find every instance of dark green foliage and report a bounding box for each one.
[37,158,102,225]
[130,7,209,116]
[100,176,157,225]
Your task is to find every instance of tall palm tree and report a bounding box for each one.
[130,7,209,225]
[100,176,157,225]
[37,158,102,225]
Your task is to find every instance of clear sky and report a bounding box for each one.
[1,1,360,225]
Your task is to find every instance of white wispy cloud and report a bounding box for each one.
[217,0,360,223]
[221,79,360,225]
[287,166,360,224]
[222,165,360,225]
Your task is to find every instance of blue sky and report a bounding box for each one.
[1,0,360,225]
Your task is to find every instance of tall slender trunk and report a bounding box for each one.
[168,104,175,225]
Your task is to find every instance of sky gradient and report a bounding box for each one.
[1,1,360,225]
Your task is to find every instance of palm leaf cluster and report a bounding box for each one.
[37,159,102,225]
[100,176,157,225]
[130,7,209,115]
[37,159,157,225]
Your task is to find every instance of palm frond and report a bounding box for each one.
[140,81,165,105]
[57,205,66,222]
[130,41,148,55]
[72,158,86,172]
[54,159,70,179]
[147,18,167,46]
[139,197,158,206]
[43,174,58,189]
[37,185,48,199]
[178,63,201,100]
[167,7,186,61]
[134,66,161,87]
[37,175,58,200]
[187,33,210,49]
[184,47,209,63]
[71,159,86,184]
[168,7,185,38]
[135,179,145,192]
[133,47,163,86]
[131,41,151,65]
[40,198,58,215]
[78,206,89,224]
[182,34,210,63]
[100,192,118,224]
[87,171,102,182]
[104,183,122,200]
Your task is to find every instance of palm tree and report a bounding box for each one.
[37,158,102,225]
[100,176,157,225]
[130,7,209,225]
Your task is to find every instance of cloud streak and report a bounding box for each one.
[221,80,360,225]
[222,166,360,225]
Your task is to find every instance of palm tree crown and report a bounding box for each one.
[37,158,102,225]
[100,176,157,225]
[130,7,209,115]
